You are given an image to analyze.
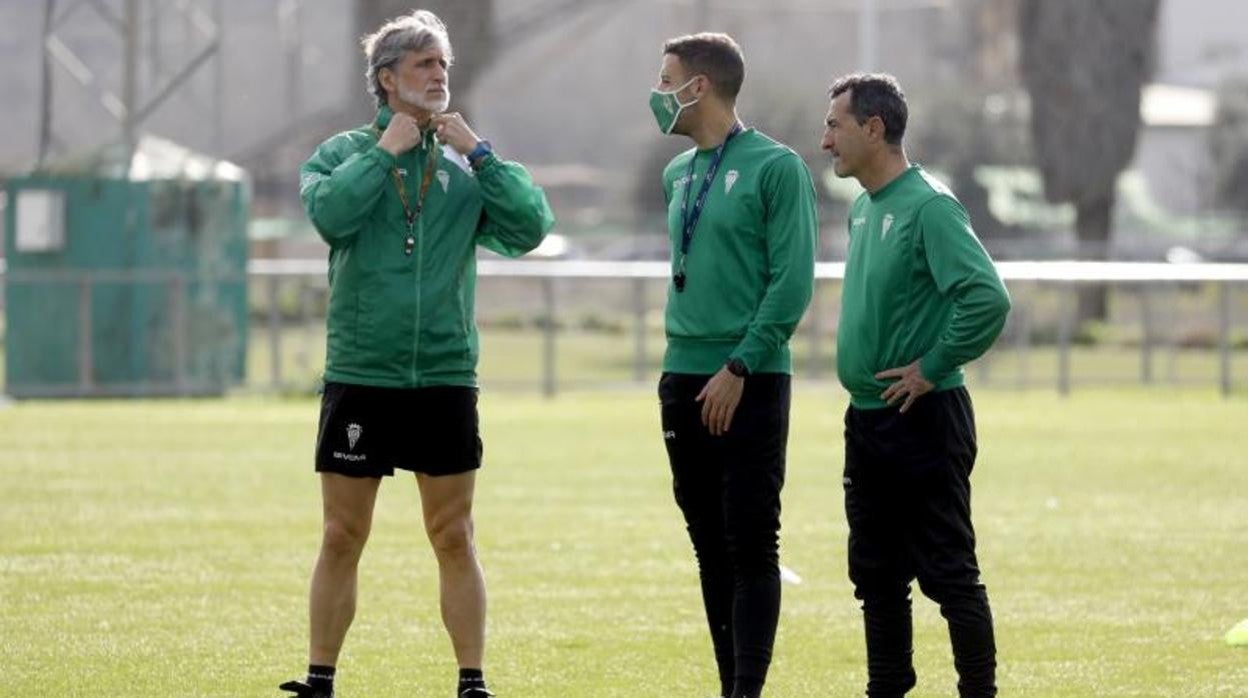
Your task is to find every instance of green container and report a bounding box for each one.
[3,137,249,397]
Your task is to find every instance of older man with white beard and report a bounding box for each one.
[280,10,554,698]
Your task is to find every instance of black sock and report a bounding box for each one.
[731,676,764,698]
[307,664,335,694]
[458,668,486,693]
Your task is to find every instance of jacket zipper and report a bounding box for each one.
[411,153,424,385]
[412,213,425,384]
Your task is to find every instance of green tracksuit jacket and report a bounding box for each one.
[300,106,556,388]
[837,165,1010,408]
[660,128,818,375]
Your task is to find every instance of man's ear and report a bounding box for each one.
[378,66,395,95]
[867,115,886,143]
[694,74,711,99]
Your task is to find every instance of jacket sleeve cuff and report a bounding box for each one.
[729,341,762,374]
[919,351,951,384]
[472,153,501,176]
[370,145,397,169]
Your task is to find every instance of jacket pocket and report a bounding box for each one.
[351,292,361,351]
[326,289,359,358]
[353,290,385,366]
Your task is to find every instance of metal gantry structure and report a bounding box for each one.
[37,0,225,166]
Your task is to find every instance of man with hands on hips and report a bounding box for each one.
[824,72,1010,697]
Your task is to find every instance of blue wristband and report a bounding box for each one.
[468,140,493,168]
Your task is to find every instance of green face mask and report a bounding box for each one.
[649,77,699,134]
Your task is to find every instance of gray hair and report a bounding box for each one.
[361,10,454,109]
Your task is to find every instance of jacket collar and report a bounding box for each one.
[374,105,394,131]
[373,105,437,149]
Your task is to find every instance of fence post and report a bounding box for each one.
[1219,281,1232,397]
[1165,283,1179,383]
[632,277,646,383]
[1057,284,1073,396]
[295,278,311,380]
[542,276,557,397]
[1015,294,1031,389]
[976,341,992,386]
[1140,284,1153,385]
[268,274,282,391]
[78,274,94,394]
[171,273,189,395]
[808,280,823,380]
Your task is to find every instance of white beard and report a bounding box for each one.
[400,85,450,113]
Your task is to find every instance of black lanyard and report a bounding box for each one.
[373,125,439,256]
[674,122,742,292]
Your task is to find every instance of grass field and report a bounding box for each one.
[1,388,1247,696]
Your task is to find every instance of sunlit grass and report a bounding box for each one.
[2,388,1246,695]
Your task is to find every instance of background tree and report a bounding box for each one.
[910,0,1030,246]
[1018,0,1161,322]
[1210,80,1248,222]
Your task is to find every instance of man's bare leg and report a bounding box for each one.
[417,470,486,669]
[309,473,382,666]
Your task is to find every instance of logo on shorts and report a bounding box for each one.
[663,430,676,440]
[347,423,362,450]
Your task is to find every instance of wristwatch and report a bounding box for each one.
[725,357,749,378]
[467,140,493,169]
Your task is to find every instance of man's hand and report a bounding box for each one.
[876,360,935,413]
[431,112,481,156]
[377,112,425,156]
[696,367,745,436]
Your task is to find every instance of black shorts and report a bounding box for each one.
[314,382,483,478]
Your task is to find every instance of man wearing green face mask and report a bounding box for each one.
[651,32,818,698]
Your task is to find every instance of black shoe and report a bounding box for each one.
[279,679,332,698]
[458,688,495,698]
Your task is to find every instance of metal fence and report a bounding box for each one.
[3,260,1247,397]
[0,266,246,397]
[243,259,1248,396]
